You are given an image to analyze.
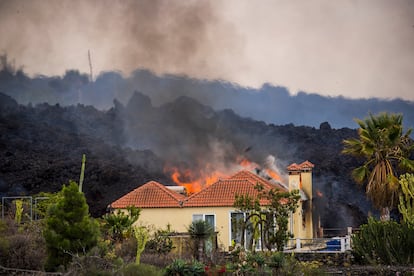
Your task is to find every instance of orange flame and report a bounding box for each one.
[238,157,259,170]
[265,168,282,181]
[165,166,228,194]
[166,156,263,195]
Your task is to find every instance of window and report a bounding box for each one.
[230,212,258,250]
[231,212,244,245]
[192,214,215,230]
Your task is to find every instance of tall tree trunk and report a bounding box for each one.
[198,239,204,262]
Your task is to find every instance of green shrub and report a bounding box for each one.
[164,259,206,276]
[119,263,163,276]
[298,260,324,276]
[268,251,285,268]
[164,259,188,276]
[246,251,266,268]
[0,219,46,270]
[187,260,206,275]
[352,217,414,265]
[145,226,174,256]
[115,237,137,263]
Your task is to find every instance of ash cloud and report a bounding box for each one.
[0,0,245,88]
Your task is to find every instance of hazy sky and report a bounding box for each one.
[1,0,413,100]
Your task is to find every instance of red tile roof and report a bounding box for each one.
[229,170,288,192]
[110,170,292,209]
[287,160,314,171]
[183,178,272,207]
[300,160,315,169]
[110,181,185,208]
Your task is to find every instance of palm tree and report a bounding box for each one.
[187,220,214,262]
[343,112,414,220]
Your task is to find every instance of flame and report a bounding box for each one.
[238,157,259,170]
[165,165,228,194]
[165,156,265,195]
[265,168,282,181]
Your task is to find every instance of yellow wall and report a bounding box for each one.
[120,169,315,251]
[135,206,238,250]
[288,170,314,239]
[301,170,314,239]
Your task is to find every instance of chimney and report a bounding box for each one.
[287,160,315,239]
[166,186,187,196]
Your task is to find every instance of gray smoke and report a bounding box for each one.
[0,0,244,84]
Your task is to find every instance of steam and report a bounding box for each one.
[264,154,288,184]
[118,92,291,189]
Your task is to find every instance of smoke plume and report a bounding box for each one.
[0,0,245,83]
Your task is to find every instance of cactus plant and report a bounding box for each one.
[398,173,414,228]
[134,226,148,265]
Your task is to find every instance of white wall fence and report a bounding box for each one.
[285,236,352,253]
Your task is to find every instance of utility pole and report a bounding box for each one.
[88,50,93,82]
[79,154,86,192]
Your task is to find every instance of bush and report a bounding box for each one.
[145,227,174,256]
[164,259,206,276]
[268,251,285,269]
[352,217,414,265]
[246,251,266,268]
[164,259,188,276]
[119,263,163,276]
[115,237,137,263]
[0,219,46,270]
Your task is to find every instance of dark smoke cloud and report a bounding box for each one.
[0,0,245,84]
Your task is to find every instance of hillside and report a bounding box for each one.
[0,91,373,228]
[1,67,413,130]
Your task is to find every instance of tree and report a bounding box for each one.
[342,112,414,220]
[43,181,99,271]
[33,191,61,220]
[233,183,263,251]
[187,220,214,262]
[103,206,141,242]
[398,173,414,228]
[265,189,301,251]
[233,183,300,251]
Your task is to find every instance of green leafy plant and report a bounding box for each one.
[33,191,61,220]
[343,112,414,220]
[398,173,414,228]
[164,259,188,276]
[233,183,300,251]
[43,180,100,271]
[187,220,214,262]
[120,262,163,276]
[134,226,149,265]
[103,206,141,242]
[187,260,206,275]
[352,217,414,265]
[268,251,285,269]
[164,259,206,276]
[145,224,175,256]
[13,199,23,224]
[0,219,46,270]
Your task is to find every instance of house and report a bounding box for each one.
[109,161,315,251]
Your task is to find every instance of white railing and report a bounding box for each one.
[285,236,352,253]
